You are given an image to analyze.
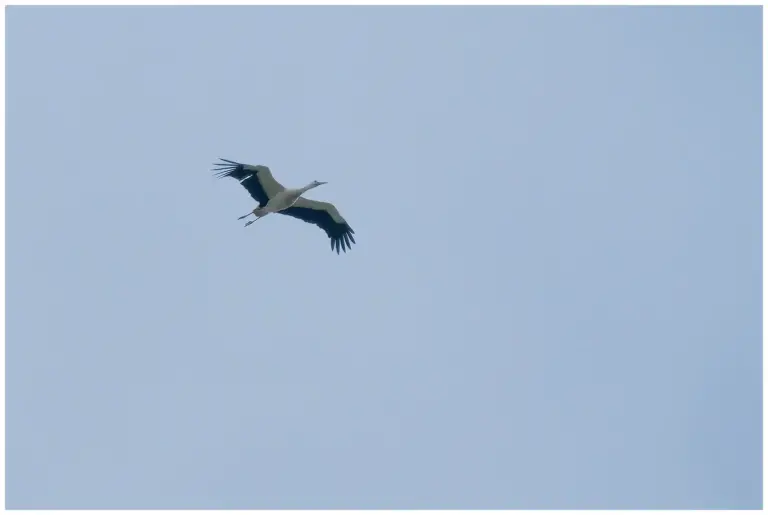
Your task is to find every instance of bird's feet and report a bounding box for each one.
[244,220,254,227]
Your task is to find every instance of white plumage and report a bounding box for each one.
[213,158,356,254]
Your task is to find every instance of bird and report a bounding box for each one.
[212,158,356,254]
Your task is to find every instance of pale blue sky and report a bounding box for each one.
[6,5,762,509]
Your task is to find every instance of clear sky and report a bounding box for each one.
[6,5,762,509]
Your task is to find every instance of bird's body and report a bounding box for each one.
[255,185,318,217]
[213,158,356,253]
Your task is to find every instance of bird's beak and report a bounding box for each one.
[318,181,328,186]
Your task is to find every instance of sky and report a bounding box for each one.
[5,5,762,510]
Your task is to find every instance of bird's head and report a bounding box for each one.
[311,180,328,188]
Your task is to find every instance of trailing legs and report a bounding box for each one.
[238,208,269,227]
[244,216,265,227]
[238,207,269,227]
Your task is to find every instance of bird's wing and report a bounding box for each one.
[212,158,285,207]
[280,197,356,254]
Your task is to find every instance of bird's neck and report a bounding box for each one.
[299,183,317,194]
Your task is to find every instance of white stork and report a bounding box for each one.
[213,158,356,253]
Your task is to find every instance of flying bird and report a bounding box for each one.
[212,158,356,253]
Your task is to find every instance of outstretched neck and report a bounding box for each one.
[299,183,318,194]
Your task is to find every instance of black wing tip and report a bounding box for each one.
[280,205,355,254]
[213,157,240,167]
[330,227,355,254]
[212,158,244,179]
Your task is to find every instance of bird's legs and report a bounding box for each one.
[244,216,264,227]
[239,208,267,226]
